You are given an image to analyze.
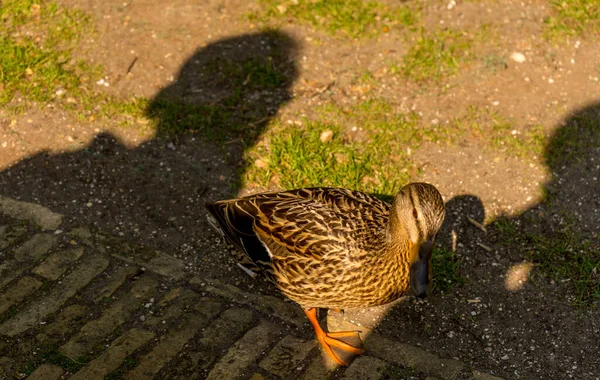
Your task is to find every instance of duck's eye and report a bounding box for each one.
[412,208,418,219]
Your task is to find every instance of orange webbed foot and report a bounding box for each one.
[318,330,365,366]
[304,308,365,367]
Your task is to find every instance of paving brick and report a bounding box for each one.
[327,316,463,379]
[111,244,185,280]
[342,356,389,380]
[0,254,109,337]
[191,276,306,327]
[70,328,155,380]
[157,287,182,307]
[471,369,505,380]
[0,233,58,288]
[0,224,28,250]
[60,275,158,358]
[0,276,42,315]
[36,304,88,344]
[144,289,206,326]
[298,354,338,380]
[12,233,58,261]
[199,307,254,349]
[0,356,13,379]
[0,196,62,230]
[68,227,92,245]
[32,247,84,280]
[365,333,463,380]
[259,334,316,378]
[28,363,64,380]
[206,322,281,380]
[94,265,139,302]
[124,301,222,379]
[190,350,218,370]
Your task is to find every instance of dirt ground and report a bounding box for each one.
[1,0,599,378]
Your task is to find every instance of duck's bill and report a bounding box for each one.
[410,239,434,298]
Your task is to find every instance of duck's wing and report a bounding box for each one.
[205,188,390,281]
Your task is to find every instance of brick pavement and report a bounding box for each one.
[0,195,503,379]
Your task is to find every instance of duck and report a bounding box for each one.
[205,182,445,366]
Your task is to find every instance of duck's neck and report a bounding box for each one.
[384,211,413,278]
[386,208,411,261]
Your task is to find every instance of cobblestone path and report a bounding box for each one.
[0,196,502,379]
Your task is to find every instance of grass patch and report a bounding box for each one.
[252,0,418,38]
[432,247,465,293]
[0,0,295,140]
[0,0,140,128]
[144,54,292,138]
[267,123,373,189]
[447,106,546,158]
[0,0,90,105]
[544,0,600,39]
[496,218,600,305]
[394,28,474,83]
[245,99,548,194]
[527,232,600,304]
[144,98,238,139]
[246,99,422,195]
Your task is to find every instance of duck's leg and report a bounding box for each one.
[304,308,364,367]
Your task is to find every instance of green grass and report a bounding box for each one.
[432,247,466,293]
[244,98,550,194]
[544,0,600,39]
[394,29,474,83]
[1,1,294,140]
[447,106,547,158]
[245,99,422,195]
[0,0,90,105]
[144,98,238,139]
[252,0,418,38]
[0,0,142,127]
[144,54,292,138]
[528,232,600,304]
[495,218,600,305]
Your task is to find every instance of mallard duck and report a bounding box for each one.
[205,183,445,366]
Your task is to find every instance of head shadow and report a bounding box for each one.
[145,30,298,185]
[538,102,600,236]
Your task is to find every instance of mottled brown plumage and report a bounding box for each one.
[206,183,445,366]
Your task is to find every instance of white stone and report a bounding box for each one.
[510,52,526,63]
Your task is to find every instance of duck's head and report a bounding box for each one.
[391,182,445,298]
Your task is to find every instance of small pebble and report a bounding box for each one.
[320,130,334,143]
[510,52,526,63]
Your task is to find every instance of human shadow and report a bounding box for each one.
[361,103,600,378]
[0,30,297,261]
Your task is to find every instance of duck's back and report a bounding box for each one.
[206,188,406,308]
